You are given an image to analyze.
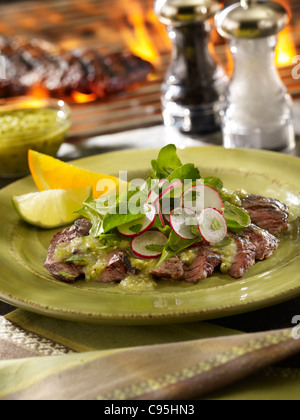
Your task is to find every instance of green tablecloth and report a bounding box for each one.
[0,310,300,400]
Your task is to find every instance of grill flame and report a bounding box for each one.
[275,27,297,67]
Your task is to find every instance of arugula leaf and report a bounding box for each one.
[204,176,223,191]
[150,144,182,179]
[157,230,201,266]
[157,225,172,236]
[129,224,143,234]
[76,196,107,237]
[223,202,251,230]
[58,271,77,279]
[65,255,89,265]
[145,244,165,253]
[102,185,146,233]
[167,163,201,185]
[212,236,233,248]
[98,233,130,249]
[103,210,144,234]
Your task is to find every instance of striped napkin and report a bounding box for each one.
[0,310,300,400]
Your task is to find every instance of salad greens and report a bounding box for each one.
[77,145,251,264]
[158,230,201,266]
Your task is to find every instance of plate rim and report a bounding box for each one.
[1,145,300,325]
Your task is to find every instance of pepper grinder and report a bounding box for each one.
[215,0,295,151]
[154,0,229,135]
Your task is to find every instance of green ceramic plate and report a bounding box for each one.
[1,146,300,325]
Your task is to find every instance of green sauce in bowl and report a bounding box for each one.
[0,98,71,178]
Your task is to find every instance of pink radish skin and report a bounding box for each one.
[198,207,227,245]
[117,204,157,238]
[147,179,167,205]
[180,184,223,214]
[158,180,184,202]
[156,202,166,228]
[131,231,168,259]
[156,180,184,226]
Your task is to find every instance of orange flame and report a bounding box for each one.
[72,91,98,104]
[28,84,50,99]
[121,2,167,66]
[275,27,297,67]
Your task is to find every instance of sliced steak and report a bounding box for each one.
[227,234,256,279]
[184,245,221,283]
[0,35,152,99]
[240,224,279,261]
[74,49,153,97]
[241,194,289,236]
[99,250,137,283]
[44,218,91,283]
[151,257,185,280]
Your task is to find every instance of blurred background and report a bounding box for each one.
[0,0,299,149]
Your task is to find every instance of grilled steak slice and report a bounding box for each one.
[44,218,91,283]
[97,52,153,95]
[99,250,136,283]
[184,245,221,283]
[74,49,153,97]
[227,234,256,279]
[241,194,289,236]
[151,257,185,280]
[0,35,152,99]
[240,224,279,260]
[11,36,84,94]
[0,36,29,96]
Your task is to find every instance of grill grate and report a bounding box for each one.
[0,0,299,142]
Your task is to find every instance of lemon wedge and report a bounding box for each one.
[28,150,121,198]
[12,187,92,229]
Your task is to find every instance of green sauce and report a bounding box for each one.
[221,188,248,206]
[54,236,113,283]
[213,240,237,274]
[0,108,70,176]
[179,248,198,265]
[0,109,62,136]
[119,273,157,292]
[54,232,238,290]
[54,235,158,290]
[121,258,158,291]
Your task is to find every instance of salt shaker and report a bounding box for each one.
[154,0,228,135]
[215,0,295,151]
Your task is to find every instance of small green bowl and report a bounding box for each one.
[0,97,72,178]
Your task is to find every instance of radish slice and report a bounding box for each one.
[149,180,184,226]
[164,213,170,223]
[158,180,183,202]
[156,202,166,228]
[131,231,168,259]
[197,208,227,245]
[180,184,223,214]
[169,207,198,240]
[159,180,184,219]
[117,204,156,238]
[147,179,167,205]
